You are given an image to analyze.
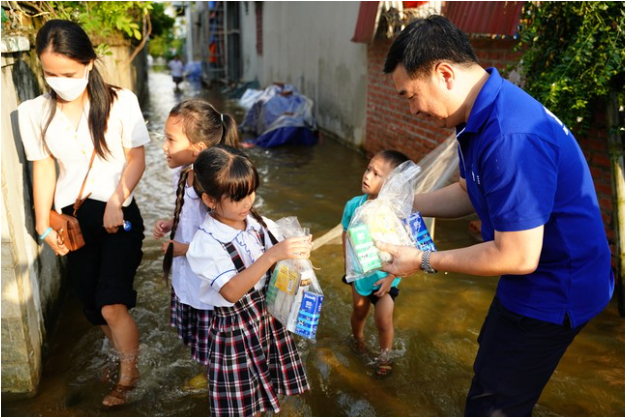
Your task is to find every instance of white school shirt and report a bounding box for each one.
[18,89,150,211]
[169,167,214,310]
[187,214,280,308]
[168,59,184,77]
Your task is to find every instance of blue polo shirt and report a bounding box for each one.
[456,68,614,328]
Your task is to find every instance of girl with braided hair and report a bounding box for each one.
[152,99,239,367]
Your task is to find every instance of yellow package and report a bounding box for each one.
[273,264,300,296]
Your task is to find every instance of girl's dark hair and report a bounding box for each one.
[162,101,241,283]
[383,15,478,78]
[193,145,267,227]
[375,149,411,168]
[36,19,119,159]
[168,99,240,148]
[162,166,193,284]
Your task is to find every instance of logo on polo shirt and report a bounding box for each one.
[544,107,570,136]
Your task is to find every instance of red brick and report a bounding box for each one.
[595,182,614,197]
[589,167,604,180]
[598,198,613,212]
[592,153,611,168]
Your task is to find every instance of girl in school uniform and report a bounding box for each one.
[187,145,311,417]
[153,99,239,366]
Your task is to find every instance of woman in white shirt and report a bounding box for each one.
[17,20,149,407]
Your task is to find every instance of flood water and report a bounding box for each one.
[2,71,624,417]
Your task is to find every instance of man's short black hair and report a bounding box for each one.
[383,15,478,78]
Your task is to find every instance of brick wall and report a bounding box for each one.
[364,37,618,266]
[576,108,617,259]
[364,38,452,161]
[471,38,521,74]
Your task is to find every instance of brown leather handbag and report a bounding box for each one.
[49,150,96,251]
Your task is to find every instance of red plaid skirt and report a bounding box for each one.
[206,288,310,417]
[170,289,213,365]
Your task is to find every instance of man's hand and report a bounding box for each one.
[375,241,423,277]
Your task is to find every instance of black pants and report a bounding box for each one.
[465,297,586,417]
[64,199,144,325]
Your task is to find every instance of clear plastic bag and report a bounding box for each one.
[345,161,422,282]
[266,217,324,340]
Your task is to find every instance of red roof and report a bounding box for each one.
[352,1,524,44]
[352,1,380,43]
[444,1,524,36]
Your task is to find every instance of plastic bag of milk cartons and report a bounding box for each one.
[345,161,422,282]
[266,217,323,340]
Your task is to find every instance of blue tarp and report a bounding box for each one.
[184,62,202,81]
[254,126,318,148]
[240,84,318,148]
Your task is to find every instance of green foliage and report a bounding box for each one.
[148,36,182,61]
[149,2,175,38]
[517,1,625,133]
[49,1,152,43]
[146,2,182,59]
[147,34,168,57]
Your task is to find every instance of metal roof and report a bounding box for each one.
[444,1,524,36]
[352,1,524,43]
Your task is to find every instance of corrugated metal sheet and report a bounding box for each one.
[445,1,524,36]
[353,1,523,43]
[352,1,381,43]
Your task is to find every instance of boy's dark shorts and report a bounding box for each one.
[173,76,183,84]
[342,275,400,305]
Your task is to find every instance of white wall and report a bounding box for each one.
[240,2,368,146]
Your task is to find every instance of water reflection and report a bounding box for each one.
[2,71,623,417]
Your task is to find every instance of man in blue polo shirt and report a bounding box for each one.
[376,15,614,416]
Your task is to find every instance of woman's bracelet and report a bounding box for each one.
[39,227,53,240]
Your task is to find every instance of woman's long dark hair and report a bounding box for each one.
[193,145,267,228]
[36,19,118,159]
[162,100,241,283]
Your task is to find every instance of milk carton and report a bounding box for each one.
[294,291,324,339]
[404,212,437,252]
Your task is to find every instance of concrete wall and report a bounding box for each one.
[1,36,61,396]
[1,31,147,396]
[99,43,149,101]
[240,1,368,146]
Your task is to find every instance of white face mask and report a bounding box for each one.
[45,66,89,101]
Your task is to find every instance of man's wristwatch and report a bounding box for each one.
[421,250,437,274]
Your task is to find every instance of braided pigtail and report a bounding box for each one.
[163,166,192,284]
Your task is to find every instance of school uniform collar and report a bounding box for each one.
[173,164,193,178]
[172,165,199,200]
[199,213,263,244]
[458,67,503,135]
